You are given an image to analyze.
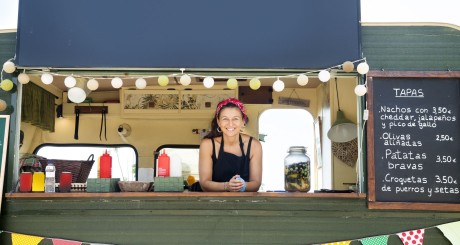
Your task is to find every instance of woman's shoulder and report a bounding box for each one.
[241,134,261,145]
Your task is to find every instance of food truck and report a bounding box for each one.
[0,1,459,244]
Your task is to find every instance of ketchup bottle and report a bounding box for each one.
[99,150,112,178]
[157,150,170,177]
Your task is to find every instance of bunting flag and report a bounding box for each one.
[437,221,460,245]
[360,235,389,245]
[322,241,351,245]
[397,229,425,245]
[52,238,82,245]
[11,232,44,245]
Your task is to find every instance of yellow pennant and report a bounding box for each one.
[12,232,44,245]
[322,241,351,245]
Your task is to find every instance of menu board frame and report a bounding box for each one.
[367,71,460,211]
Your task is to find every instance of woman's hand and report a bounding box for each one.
[228,175,245,192]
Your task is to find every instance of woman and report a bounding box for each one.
[198,98,262,192]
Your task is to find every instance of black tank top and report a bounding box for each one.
[211,134,253,182]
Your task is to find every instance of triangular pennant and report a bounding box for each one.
[322,241,351,245]
[360,235,389,245]
[11,232,44,245]
[438,221,460,245]
[53,238,83,245]
[397,229,424,245]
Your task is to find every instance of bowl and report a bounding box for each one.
[118,181,153,192]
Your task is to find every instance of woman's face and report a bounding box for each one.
[217,107,244,136]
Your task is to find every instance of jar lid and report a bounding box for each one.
[288,146,306,152]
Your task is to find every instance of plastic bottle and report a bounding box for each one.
[45,161,56,193]
[99,150,112,178]
[169,154,182,177]
[157,150,170,177]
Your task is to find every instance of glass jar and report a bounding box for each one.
[284,146,311,192]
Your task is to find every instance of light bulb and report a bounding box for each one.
[249,78,261,90]
[342,61,354,72]
[272,79,285,92]
[64,76,77,88]
[180,74,191,86]
[203,77,214,88]
[68,87,87,103]
[87,79,99,91]
[18,73,30,84]
[318,70,330,82]
[136,78,147,89]
[2,61,15,74]
[157,76,168,86]
[297,74,309,86]
[41,73,53,84]
[111,77,123,88]
[357,62,369,75]
[0,79,13,91]
[227,78,238,89]
[0,99,7,111]
[354,84,367,96]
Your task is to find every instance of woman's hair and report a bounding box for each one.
[204,98,248,139]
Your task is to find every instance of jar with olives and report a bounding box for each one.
[284,146,311,192]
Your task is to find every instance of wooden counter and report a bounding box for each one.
[1,192,458,245]
[5,191,366,199]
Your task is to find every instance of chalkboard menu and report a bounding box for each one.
[367,72,460,211]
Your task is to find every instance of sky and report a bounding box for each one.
[0,0,459,30]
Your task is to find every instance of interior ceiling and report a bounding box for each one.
[28,75,324,92]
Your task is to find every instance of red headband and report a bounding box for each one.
[215,98,247,121]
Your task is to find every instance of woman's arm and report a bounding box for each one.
[244,138,262,192]
[198,138,227,191]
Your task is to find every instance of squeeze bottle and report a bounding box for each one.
[45,161,56,193]
[99,150,112,178]
[157,150,170,177]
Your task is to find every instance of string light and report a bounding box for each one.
[136,78,147,89]
[179,68,191,86]
[318,70,331,82]
[272,77,285,92]
[297,74,309,86]
[64,75,77,88]
[2,60,16,74]
[249,78,261,90]
[0,79,14,91]
[203,76,214,88]
[7,58,369,96]
[41,73,53,84]
[157,76,168,87]
[227,78,238,89]
[357,62,369,75]
[18,72,30,84]
[87,78,99,91]
[111,77,123,88]
[354,84,367,96]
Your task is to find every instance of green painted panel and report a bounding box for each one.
[362,26,460,71]
[1,196,458,244]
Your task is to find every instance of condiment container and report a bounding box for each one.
[157,150,170,177]
[284,146,311,192]
[99,150,112,178]
[32,172,45,192]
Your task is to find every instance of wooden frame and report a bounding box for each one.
[120,86,237,118]
[0,115,10,213]
[367,71,460,211]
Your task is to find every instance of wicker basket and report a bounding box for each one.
[39,154,95,183]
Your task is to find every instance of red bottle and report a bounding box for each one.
[99,150,112,178]
[157,150,170,177]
